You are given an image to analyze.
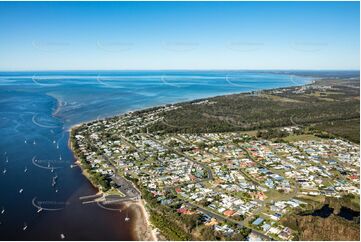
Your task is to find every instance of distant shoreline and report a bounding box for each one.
[67,73,319,241]
[67,73,317,126]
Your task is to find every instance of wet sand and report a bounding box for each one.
[124,200,157,241]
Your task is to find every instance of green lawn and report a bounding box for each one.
[283,134,320,142]
[105,187,125,197]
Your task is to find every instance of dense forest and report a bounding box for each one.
[147,78,360,143]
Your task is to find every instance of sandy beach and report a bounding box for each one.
[69,128,156,241]
[124,200,158,241]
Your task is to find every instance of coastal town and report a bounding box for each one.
[1,0,360,240]
[71,101,360,241]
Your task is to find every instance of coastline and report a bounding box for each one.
[68,135,104,194]
[69,128,157,241]
[66,74,318,241]
[49,72,316,130]
[124,200,158,241]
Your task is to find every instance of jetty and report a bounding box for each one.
[79,193,103,204]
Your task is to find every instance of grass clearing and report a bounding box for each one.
[283,134,320,142]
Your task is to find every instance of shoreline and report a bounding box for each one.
[68,129,157,241]
[51,73,317,131]
[124,200,158,241]
[68,136,104,194]
[67,75,318,241]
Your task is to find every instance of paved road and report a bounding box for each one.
[116,133,278,240]
[101,154,141,200]
[187,201,272,240]
[144,134,214,181]
[154,134,274,239]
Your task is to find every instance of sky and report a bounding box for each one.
[0,1,359,71]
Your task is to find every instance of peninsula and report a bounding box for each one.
[70,76,360,241]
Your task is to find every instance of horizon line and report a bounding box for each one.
[0,69,359,72]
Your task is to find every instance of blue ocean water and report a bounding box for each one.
[0,71,312,240]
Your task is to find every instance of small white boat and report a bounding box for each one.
[56,144,59,149]
[55,189,59,193]
[2,169,6,175]
[1,208,5,214]
[33,140,36,145]
[51,168,54,173]
[19,189,23,194]
[24,167,27,173]
[24,140,27,144]
[125,216,130,222]
[59,155,62,161]
[60,233,65,239]
[5,157,8,163]
[23,223,27,231]
[37,208,43,213]
[53,140,56,144]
